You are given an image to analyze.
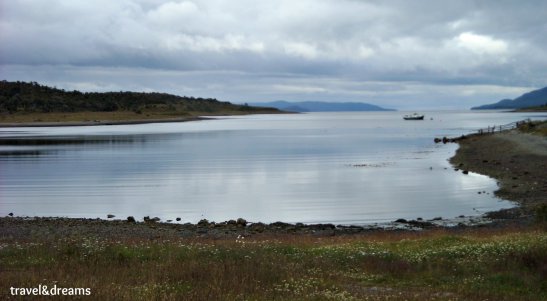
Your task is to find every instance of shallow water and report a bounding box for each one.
[0,111,545,224]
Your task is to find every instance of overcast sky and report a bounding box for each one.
[1,0,546,109]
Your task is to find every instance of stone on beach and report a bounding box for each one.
[236,218,247,227]
[198,219,210,226]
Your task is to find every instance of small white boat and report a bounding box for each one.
[403,113,424,120]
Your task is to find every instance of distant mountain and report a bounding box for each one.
[248,101,394,112]
[472,86,547,110]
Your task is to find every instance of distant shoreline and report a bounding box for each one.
[0,111,291,128]
[0,116,208,128]
[513,107,547,112]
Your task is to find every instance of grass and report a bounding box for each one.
[1,227,545,300]
[518,120,547,137]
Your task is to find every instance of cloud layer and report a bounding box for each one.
[1,0,546,109]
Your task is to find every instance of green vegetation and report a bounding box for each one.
[0,81,280,123]
[516,104,547,112]
[1,228,545,300]
[518,120,547,136]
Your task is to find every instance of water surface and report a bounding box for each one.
[1,111,545,224]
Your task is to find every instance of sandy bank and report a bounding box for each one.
[0,116,209,127]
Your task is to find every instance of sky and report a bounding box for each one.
[1,0,546,110]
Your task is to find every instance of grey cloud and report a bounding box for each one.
[1,0,546,109]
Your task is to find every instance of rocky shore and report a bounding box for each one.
[1,214,509,241]
[450,121,547,219]
[1,121,545,241]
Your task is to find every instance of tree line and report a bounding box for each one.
[0,81,272,114]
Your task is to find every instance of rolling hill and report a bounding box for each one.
[0,80,280,116]
[472,86,547,110]
[248,101,394,112]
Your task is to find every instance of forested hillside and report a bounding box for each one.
[0,81,276,115]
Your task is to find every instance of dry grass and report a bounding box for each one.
[0,109,276,124]
[1,226,545,300]
[0,111,182,123]
[518,120,547,136]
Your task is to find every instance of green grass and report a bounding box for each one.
[1,229,545,300]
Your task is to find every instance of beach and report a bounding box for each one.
[450,121,547,219]
[1,121,546,300]
[0,116,208,127]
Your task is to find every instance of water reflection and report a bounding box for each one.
[0,135,150,146]
[0,150,47,157]
[1,111,544,224]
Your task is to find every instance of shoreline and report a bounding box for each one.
[0,116,211,128]
[1,121,545,239]
[0,213,507,240]
[449,121,547,219]
[0,111,292,128]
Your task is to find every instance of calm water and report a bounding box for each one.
[1,111,545,224]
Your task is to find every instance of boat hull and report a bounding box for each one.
[403,116,424,120]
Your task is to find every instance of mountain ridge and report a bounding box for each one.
[472,86,547,110]
[248,101,395,112]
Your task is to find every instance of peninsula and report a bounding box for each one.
[472,86,547,110]
[0,81,282,126]
[248,100,394,112]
